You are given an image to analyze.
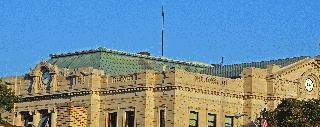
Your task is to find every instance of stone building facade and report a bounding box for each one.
[1,47,319,127]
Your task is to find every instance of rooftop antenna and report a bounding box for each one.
[161,5,165,56]
[220,57,224,66]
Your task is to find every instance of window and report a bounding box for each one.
[108,112,117,127]
[208,113,216,127]
[189,111,198,127]
[39,110,51,127]
[125,111,135,127]
[160,109,165,127]
[225,116,233,127]
[22,113,33,127]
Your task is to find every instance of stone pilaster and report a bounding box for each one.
[50,74,57,92]
[14,112,22,126]
[33,110,40,126]
[88,93,101,127]
[50,111,57,127]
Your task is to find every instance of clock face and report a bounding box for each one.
[304,78,314,92]
[41,69,51,86]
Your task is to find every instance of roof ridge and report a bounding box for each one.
[49,47,211,68]
[200,55,310,78]
[49,47,109,58]
[223,56,310,67]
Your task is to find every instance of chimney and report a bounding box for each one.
[137,52,151,57]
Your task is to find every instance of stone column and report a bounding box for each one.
[33,110,40,127]
[51,111,57,127]
[14,112,22,126]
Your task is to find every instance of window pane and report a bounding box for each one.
[190,113,197,119]
[208,113,216,127]
[208,122,214,126]
[160,110,165,127]
[190,120,197,126]
[225,116,233,127]
[208,114,215,121]
[108,112,117,127]
[125,111,135,127]
[189,111,198,127]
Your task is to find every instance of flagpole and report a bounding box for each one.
[161,5,164,56]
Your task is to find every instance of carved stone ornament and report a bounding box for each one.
[28,60,59,93]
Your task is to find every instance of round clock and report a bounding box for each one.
[304,78,314,92]
[41,69,51,86]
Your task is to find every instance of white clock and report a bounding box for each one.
[304,78,314,92]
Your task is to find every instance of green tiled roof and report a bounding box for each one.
[47,47,309,78]
[47,47,209,75]
[200,56,310,78]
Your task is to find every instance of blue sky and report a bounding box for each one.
[1,0,320,76]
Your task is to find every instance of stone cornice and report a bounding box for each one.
[275,58,315,78]
[20,86,290,103]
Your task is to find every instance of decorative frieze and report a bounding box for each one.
[111,74,137,83]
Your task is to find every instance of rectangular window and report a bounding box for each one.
[189,111,198,127]
[108,112,117,127]
[125,111,135,127]
[208,113,216,127]
[21,112,33,127]
[38,109,51,127]
[160,109,165,127]
[225,116,233,127]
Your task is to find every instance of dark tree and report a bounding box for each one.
[268,98,320,127]
[0,79,20,121]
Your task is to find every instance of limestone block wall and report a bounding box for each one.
[275,58,314,82]
[174,90,244,127]
[1,111,14,124]
[8,93,92,126]
[153,91,176,127]
[242,99,267,124]
[174,69,244,95]
[99,92,148,127]
[87,93,101,127]
[56,105,88,127]
[56,105,72,127]
[96,70,176,127]
[70,106,88,127]
[58,67,104,92]
[240,68,270,124]
[98,90,176,127]
[242,67,268,95]
[172,69,246,126]
[101,70,174,90]
[55,74,72,92]
[268,77,298,98]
